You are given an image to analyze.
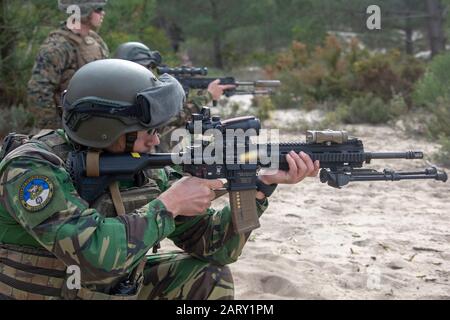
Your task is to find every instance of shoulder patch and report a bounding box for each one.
[19,176,54,212]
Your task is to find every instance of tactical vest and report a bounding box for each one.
[49,29,109,107]
[0,131,161,300]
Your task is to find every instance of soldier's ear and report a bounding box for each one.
[104,135,127,154]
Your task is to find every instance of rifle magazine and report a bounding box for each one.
[229,190,260,234]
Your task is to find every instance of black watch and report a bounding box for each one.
[256,178,278,198]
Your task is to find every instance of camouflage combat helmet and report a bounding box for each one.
[62,59,185,149]
[58,0,108,18]
[114,42,162,69]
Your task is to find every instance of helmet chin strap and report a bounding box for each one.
[85,149,127,216]
[125,132,138,153]
[85,131,135,216]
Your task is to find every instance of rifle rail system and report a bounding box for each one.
[67,108,447,234]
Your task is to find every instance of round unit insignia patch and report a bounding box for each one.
[19,176,54,212]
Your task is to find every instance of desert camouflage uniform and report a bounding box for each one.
[27,25,109,130]
[0,131,267,300]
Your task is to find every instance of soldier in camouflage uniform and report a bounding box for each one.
[27,0,109,130]
[114,42,236,152]
[0,59,320,300]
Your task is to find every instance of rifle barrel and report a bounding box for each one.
[367,151,424,160]
[235,80,281,87]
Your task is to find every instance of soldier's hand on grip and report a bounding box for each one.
[157,177,224,217]
[208,79,237,101]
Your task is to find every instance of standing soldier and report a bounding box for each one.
[27,0,109,130]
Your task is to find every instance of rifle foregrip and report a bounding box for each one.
[273,142,367,171]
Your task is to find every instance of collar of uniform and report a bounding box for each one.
[60,24,98,45]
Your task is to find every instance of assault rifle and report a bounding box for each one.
[67,108,447,234]
[156,66,281,97]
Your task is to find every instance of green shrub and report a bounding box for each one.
[414,53,450,107]
[0,105,34,139]
[328,93,407,125]
[267,37,424,110]
[352,51,424,107]
[413,55,450,167]
[434,136,450,167]
[251,96,275,121]
[425,98,450,139]
[267,37,354,107]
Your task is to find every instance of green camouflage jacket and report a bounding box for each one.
[0,131,267,283]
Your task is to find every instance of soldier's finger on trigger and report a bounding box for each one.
[202,179,224,190]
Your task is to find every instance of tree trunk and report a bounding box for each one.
[404,14,414,55]
[405,27,414,55]
[426,0,446,57]
[0,0,7,102]
[153,16,183,53]
[0,0,14,69]
[210,0,224,69]
[213,35,224,69]
[0,0,7,65]
[168,24,183,53]
[139,0,149,34]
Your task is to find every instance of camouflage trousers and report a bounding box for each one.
[138,252,234,300]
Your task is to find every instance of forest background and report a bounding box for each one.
[1,0,450,165]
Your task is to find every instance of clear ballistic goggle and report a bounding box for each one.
[62,74,185,131]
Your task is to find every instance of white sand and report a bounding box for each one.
[230,117,450,300]
[162,109,450,300]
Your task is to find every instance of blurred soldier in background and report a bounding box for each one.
[27,0,109,130]
[114,42,235,152]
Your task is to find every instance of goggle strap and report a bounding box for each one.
[125,132,138,153]
[64,98,144,119]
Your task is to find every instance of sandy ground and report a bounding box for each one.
[162,107,450,300]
